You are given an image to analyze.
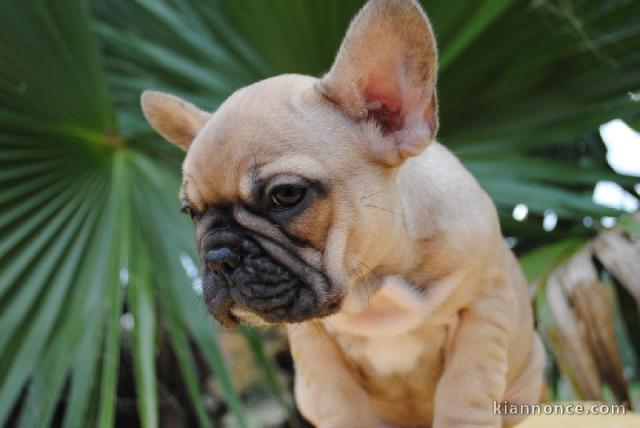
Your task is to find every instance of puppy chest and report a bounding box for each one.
[332,322,448,377]
[325,276,452,376]
[336,333,422,375]
[334,327,447,424]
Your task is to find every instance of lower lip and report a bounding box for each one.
[230,307,267,325]
[221,312,240,328]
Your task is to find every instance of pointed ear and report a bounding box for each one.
[140,90,210,151]
[316,0,438,166]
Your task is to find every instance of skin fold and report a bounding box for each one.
[140,1,544,426]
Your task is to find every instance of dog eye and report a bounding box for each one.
[269,185,306,209]
[180,203,201,222]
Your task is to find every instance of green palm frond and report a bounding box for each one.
[0,1,247,427]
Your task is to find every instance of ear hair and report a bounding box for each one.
[140,90,210,151]
[317,0,438,166]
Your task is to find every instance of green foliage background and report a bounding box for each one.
[0,0,638,427]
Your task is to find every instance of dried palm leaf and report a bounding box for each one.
[544,248,602,400]
[533,218,638,406]
[593,224,640,305]
[571,278,630,406]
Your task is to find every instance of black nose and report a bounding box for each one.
[206,246,241,276]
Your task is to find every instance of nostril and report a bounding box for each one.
[206,246,241,274]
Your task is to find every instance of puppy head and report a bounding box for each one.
[141,0,438,327]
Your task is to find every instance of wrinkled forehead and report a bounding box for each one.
[181,75,329,207]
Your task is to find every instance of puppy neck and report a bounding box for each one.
[325,276,427,337]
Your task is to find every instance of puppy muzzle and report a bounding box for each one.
[200,228,340,327]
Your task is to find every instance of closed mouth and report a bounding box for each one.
[234,283,299,313]
[201,224,339,326]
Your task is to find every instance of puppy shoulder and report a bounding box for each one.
[397,142,498,241]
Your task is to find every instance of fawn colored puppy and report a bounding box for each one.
[141,0,544,426]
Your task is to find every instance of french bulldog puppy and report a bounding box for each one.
[141,0,545,426]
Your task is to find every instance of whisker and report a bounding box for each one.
[363,276,371,309]
[355,259,383,310]
[307,320,324,336]
[322,319,337,332]
[356,259,383,281]
[364,204,404,219]
[359,189,386,201]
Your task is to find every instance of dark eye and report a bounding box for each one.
[180,203,201,223]
[269,185,306,209]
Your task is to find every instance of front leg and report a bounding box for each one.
[288,322,380,428]
[433,287,513,428]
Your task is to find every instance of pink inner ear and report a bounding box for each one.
[366,101,404,134]
[363,77,405,135]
